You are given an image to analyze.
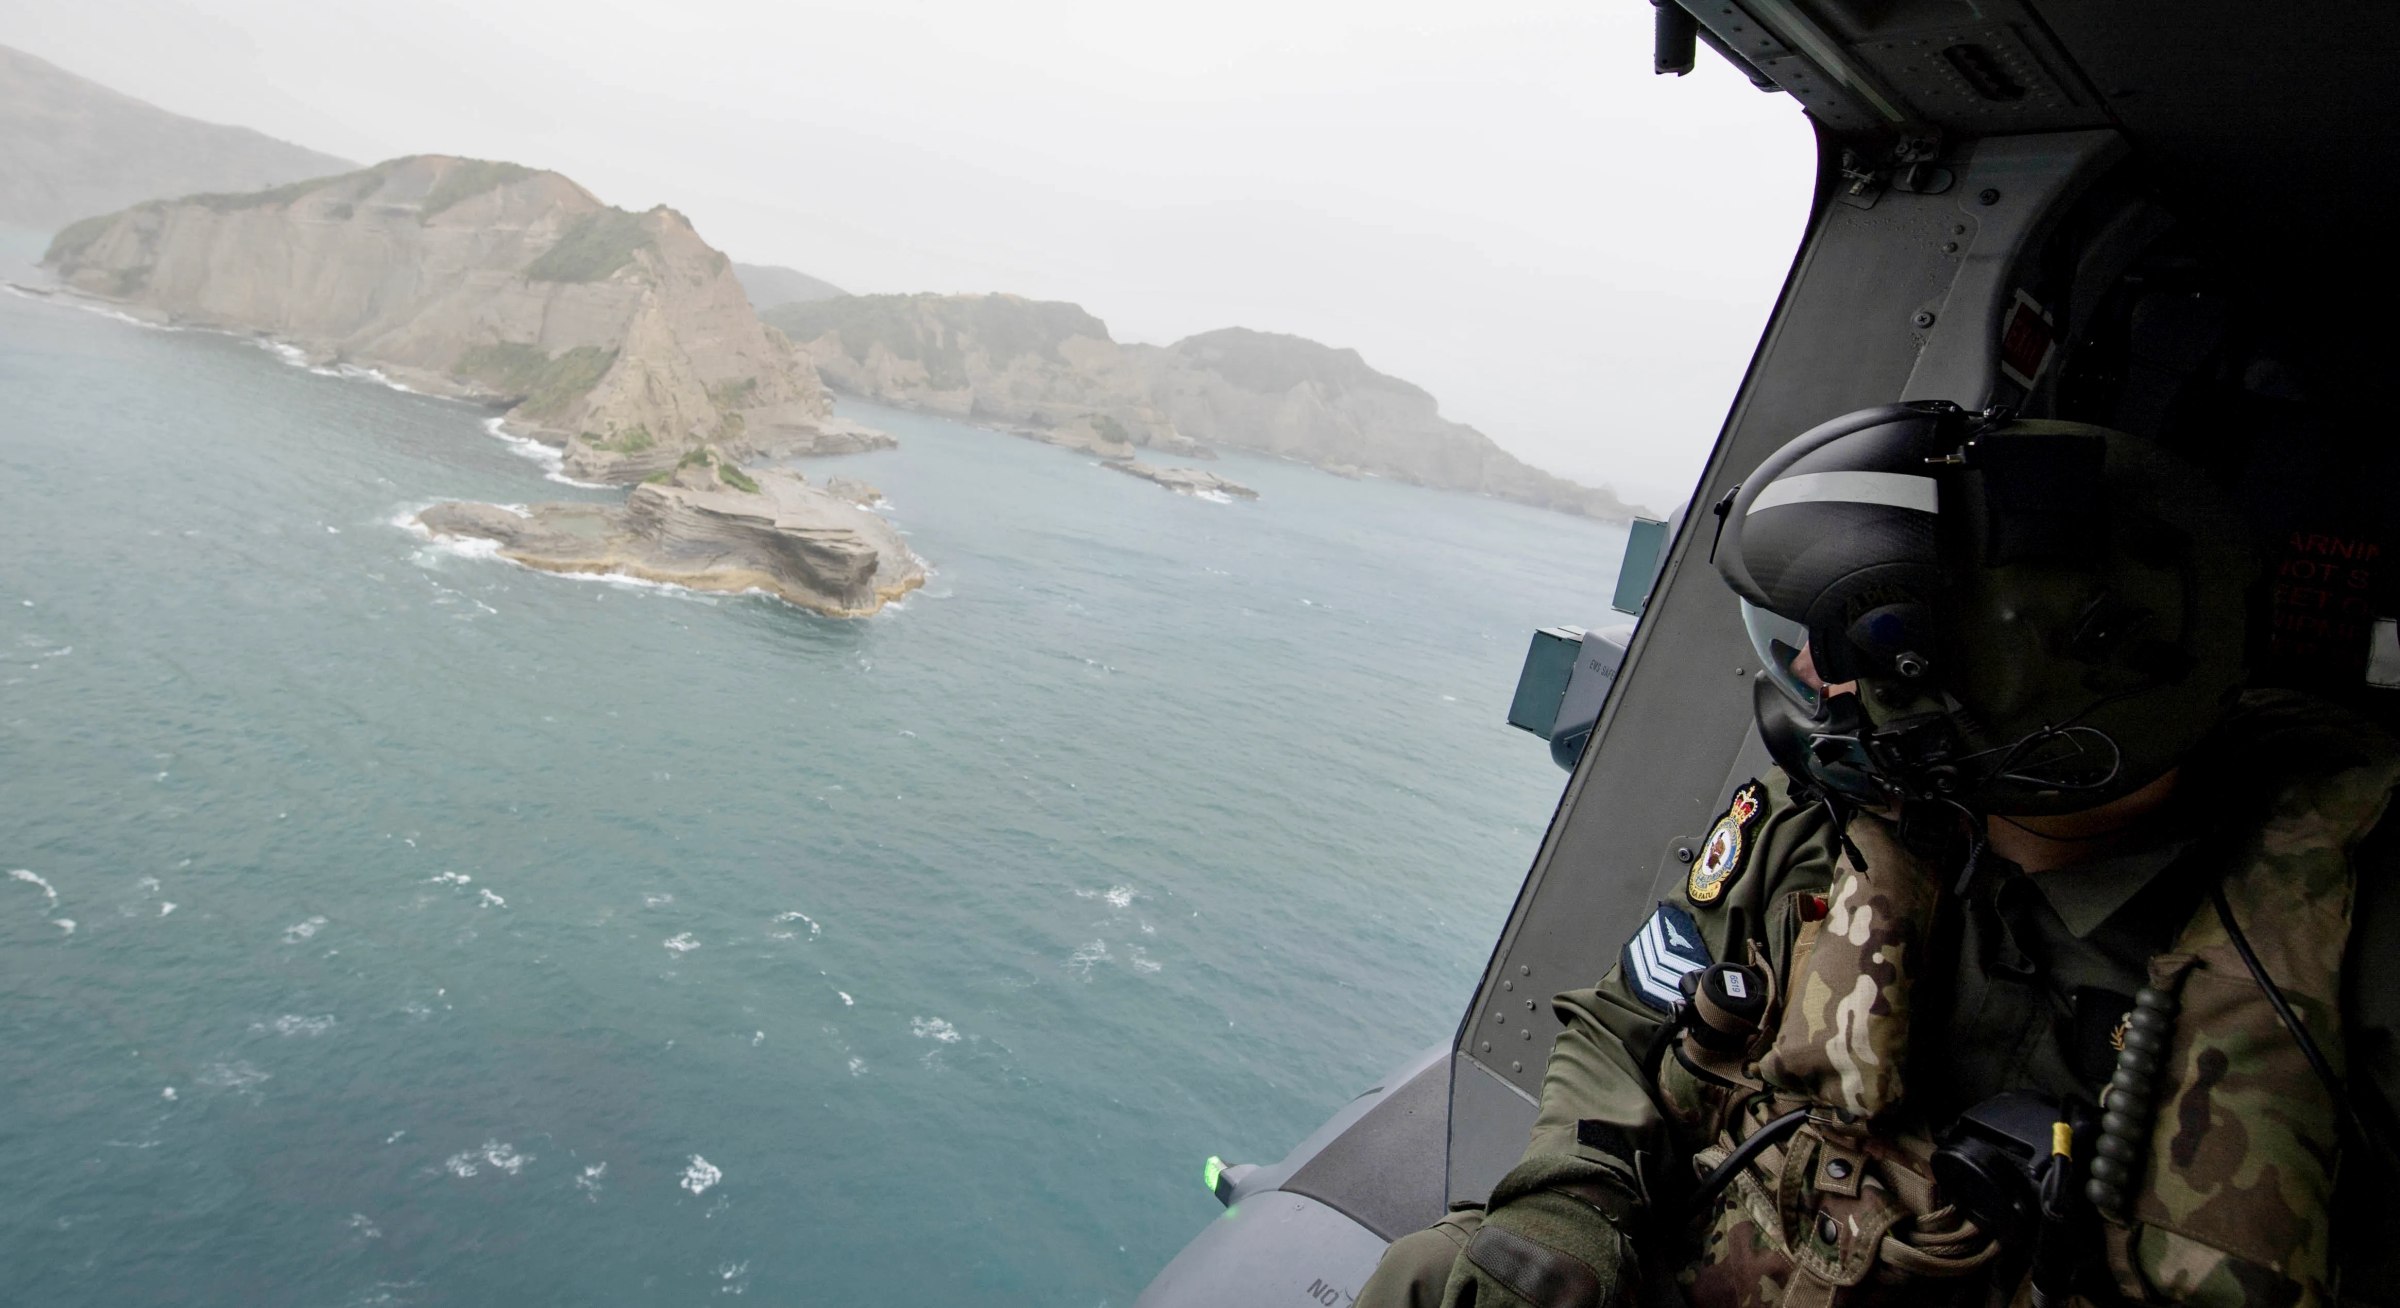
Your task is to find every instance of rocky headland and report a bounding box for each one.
[42,154,892,484]
[770,294,1641,520]
[414,447,923,616]
[769,293,1215,460]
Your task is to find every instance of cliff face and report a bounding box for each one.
[44,155,887,482]
[775,294,1639,519]
[0,44,355,234]
[769,294,1211,457]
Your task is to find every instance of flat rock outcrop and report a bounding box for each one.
[774,293,1641,519]
[43,154,891,483]
[415,448,923,616]
[1106,461,1259,500]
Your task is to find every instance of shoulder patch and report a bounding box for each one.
[1624,901,1712,1013]
[1686,779,1765,907]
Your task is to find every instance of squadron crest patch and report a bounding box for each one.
[1624,902,1712,1013]
[1686,779,1764,907]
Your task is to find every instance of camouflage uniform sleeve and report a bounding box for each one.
[2335,806,2400,1302]
[1518,771,1839,1192]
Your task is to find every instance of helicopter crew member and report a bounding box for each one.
[1358,404,2400,1307]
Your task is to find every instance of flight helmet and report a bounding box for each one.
[1715,402,2257,816]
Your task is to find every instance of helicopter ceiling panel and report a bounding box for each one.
[1861,26,2094,132]
[1680,0,2110,137]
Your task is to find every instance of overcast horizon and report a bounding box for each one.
[1,0,1814,509]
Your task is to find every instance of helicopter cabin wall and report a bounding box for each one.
[1442,124,2133,1206]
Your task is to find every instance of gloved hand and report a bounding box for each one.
[1440,1160,1639,1308]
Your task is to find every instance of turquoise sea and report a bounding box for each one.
[0,276,1628,1306]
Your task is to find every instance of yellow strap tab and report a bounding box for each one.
[2051,1121,2074,1159]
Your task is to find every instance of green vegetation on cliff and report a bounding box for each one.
[422,160,536,219]
[590,425,656,455]
[525,208,654,283]
[183,169,363,213]
[43,212,114,265]
[456,343,618,419]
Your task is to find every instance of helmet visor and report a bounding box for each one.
[1741,602,1820,716]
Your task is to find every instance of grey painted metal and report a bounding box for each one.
[1134,1189,1392,1308]
[1899,131,2129,408]
[1284,1048,1453,1239]
[1550,627,1634,773]
[1442,127,2129,1204]
[1136,1042,1450,1306]
[1443,1051,1541,1210]
[1212,1041,1450,1210]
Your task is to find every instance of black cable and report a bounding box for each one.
[2209,883,2400,1172]
[1682,1108,1811,1219]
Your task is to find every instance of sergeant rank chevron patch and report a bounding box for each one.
[1623,902,1712,1013]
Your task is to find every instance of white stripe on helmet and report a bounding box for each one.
[1747,471,1938,516]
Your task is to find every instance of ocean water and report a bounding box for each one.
[0,282,1631,1306]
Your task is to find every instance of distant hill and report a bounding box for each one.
[48,155,890,482]
[0,44,355,233]
[772,293,1643,520]
[734,262,847,310]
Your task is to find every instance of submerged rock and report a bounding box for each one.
[1106,461,1259,500]
[416,448,923,616]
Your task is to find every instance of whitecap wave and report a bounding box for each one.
[430,871,472,886]
[198,1059,270,1094]
[477,888,506,909]
[680,1155,722,1195]
[253,1014,336,1038]
[910,1016,961,1044]
[772,910,821,938]
[284,915,327,943]
[577,1161,607,1200]
[444,1139,531,1178]
[479,417,610,487]
[10,868,58,905]
[1065,940,1109,978]
[663,933,701,953]
[837,991,853,1007]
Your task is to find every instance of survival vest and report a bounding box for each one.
[1652,699,2400,1308]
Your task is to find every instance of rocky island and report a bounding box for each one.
[415,447,923,617]
[769,294,1642,520]
[42,154,892,484]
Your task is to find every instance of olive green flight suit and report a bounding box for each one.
[1361,691,2400,1307]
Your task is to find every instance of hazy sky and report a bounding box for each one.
[3,0,1815,508]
